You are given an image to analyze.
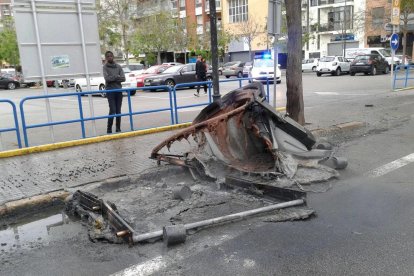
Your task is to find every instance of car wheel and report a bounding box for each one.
[364,72,369,75]
[130,90,136,96]
[225,75,230,79]
[7,82,16,90]
[218,70,222,75]
[336,67,341,76]
[312,66,316,72]
[371,66,377,76]
[150,89,156,92]
[76,84,82,92]
[383,66,389,74]
[165,79,175,88]
[206,76,213,82]
[237,71,243,78]
[99,84,106,97]
[316,72,322,77]
[350,72,356,76]
[277,80,281,84]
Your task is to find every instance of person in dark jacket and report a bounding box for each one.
[103,51,125,134]
[194,55,207,97]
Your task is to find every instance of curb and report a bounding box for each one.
[393,87,414,92]
[0,190,69,218]
[311,121,365,138]
[0,123,192,159]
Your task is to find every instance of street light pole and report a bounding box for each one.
[209,0,221,102]
[343,0,347,57]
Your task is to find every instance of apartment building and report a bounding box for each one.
[364,0,413,56]
[222,0,270,61]
[302,0,366,59]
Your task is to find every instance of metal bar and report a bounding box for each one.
[173,86,179,125]
[77,0,96,137]
[167,86,175,125]
[19,100,29,147]
[77,94,86,138]
[0,100,22,148]
[404,66,409,88]
[266,77,270,102]
[127,91,134,131]
[132,199,304,243]
[30,0,55,143]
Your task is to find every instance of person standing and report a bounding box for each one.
[103,51,126,134]
[194,55,207,96]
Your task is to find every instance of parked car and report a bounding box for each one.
[136,65,171,88]
[350,54,389,76]
[302,58,319,72]
[121,63,145,75]
[248,58,281,84]
[222,61,245,78]
[242,61,253,77]
[316,56,351,76]
[395,55,413,66]
[0,74,20,90]
[162,62,182,66]
[74,68,138,97]
[143,63,212,91]
[345,47,400,69]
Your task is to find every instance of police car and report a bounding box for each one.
[248,52,281,83]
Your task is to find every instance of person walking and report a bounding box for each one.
[103,51,125,134]
[194,55,207,97]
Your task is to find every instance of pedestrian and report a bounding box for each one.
[103,51,125,134]
[194,55,207,97]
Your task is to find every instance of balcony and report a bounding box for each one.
[316,0,353,7]
[317,22,352,33]
[205,0,222,13]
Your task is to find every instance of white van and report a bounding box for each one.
[345,48,400,68]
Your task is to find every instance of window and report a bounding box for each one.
[371,7,385,27]
[179,0,185,10]
[196,0,202,8]
[229,0,248,23]
[327,6,352,31]
[171,0,178,10]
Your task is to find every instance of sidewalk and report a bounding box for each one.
[1,88,413,207]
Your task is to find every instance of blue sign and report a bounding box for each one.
[390,33,399,51]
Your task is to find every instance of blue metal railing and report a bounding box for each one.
[0,99,22,149]
[19,86,174,147]
[393,64,414,90]
[172,77,271,124]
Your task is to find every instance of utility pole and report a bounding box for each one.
[209,0,221,102]
[342,0,347,57]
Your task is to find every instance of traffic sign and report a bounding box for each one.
[391,0,400,25]
[390,33,399,51]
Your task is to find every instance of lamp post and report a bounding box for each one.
[209,0,221,102]
[342,0,347,57]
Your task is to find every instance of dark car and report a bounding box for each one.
[350,54,389,76]
[0,74,20,90]
[143,63,212,91]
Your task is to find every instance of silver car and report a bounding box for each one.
[222,61,245,78]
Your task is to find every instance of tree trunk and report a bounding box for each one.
[157,51,161,64]
[122,25,129,66]
[285,0,305,125]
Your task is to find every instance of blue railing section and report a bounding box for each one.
[5,78,274,149]
[0,99,22,149]
[173,77,271,124]
[19,86,174,147]
[393,65,414,90]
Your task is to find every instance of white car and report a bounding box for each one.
[302,58,319,72]
[249,58,281,83]
[74,68,138,97]
[316,56,351,76]
[121,63,145,75]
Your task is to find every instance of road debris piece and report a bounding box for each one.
[172,185,192,201]
[151,82,347,185]
[66,191,135,244]
[133,199,305,247]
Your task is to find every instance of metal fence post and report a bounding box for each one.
[127,90,134,131]
[173,85,179,124]
[77,94,86,138]
[168,86,175,125]
[19,100,29,147]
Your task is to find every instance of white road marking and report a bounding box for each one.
[111,233,237,276]
[367,153,414,177]
[111,256,166,276]
[314,92,369,96]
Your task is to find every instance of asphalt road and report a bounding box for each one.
[1,71,414,275]
[0,72,393,150]
[1,97,414,275]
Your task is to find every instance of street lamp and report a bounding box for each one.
[342,0,347,57]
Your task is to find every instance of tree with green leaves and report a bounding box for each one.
[98,0,139,65]
[233,16,263,60]
[0,18,20,66]
[400,0,414,63]
[132,12,176,65]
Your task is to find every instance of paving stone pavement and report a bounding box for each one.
[0,131,188,205]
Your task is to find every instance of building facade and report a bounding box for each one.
[302,0,366,59]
